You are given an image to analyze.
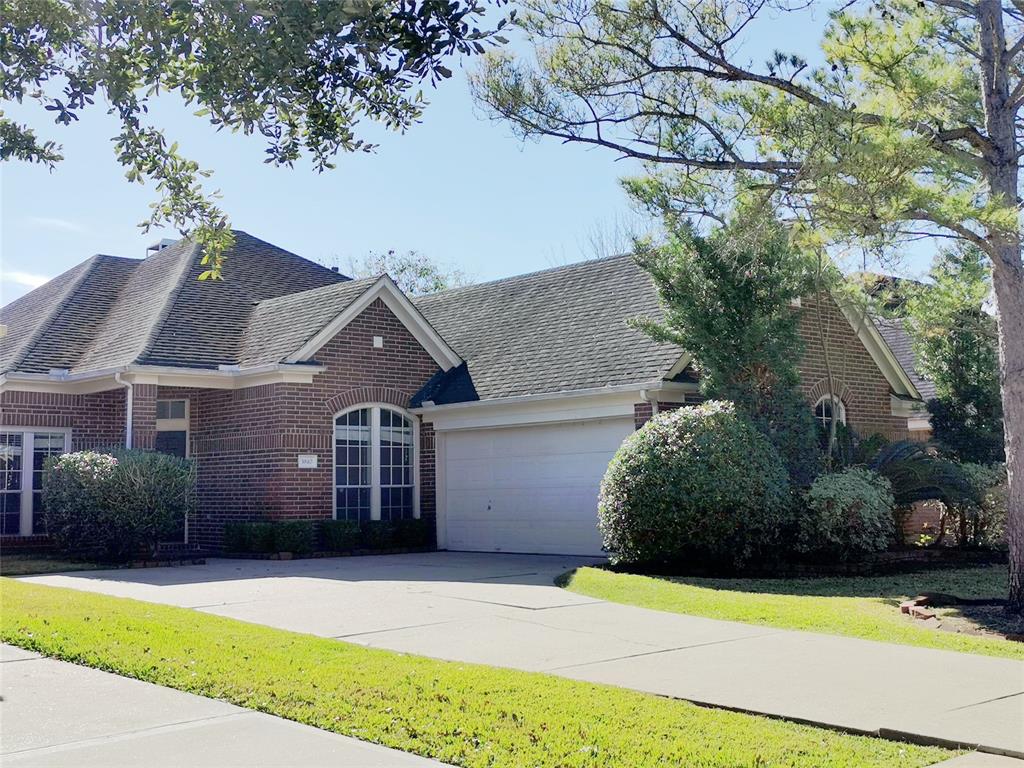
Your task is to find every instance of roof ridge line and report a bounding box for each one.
[415,253,633,301]
[7,255,105,373]
[134,241,201,365]
[251,273,367,310]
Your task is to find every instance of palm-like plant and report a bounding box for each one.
[868,441,974,507]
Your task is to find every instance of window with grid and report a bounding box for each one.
[334,408,371,521]
[379,408,414,521]
[31,433,65,534]
[814,395,846,430]
[334,406,416,522]
[0,433,23,535]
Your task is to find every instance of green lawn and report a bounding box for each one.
[0,554,107,577]
[1,579,953,768]
[563,565,1023,660]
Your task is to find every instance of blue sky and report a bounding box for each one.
[0,4,932,305]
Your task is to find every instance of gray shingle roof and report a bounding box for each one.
[238,277,378,366]
[412,254,684,404]
[2,237,685,402]
[1,231,347,374]
[1,254,137,374]
[874,317,937,400]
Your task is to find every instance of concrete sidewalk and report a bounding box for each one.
[22,552,1024,758]
[0,644,447,767]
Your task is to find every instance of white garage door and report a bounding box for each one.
[441,417,634,556]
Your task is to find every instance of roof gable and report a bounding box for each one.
[279,276,462,371]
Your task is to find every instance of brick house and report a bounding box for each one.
[0,232,925,555]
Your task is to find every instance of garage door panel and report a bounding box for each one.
[446,455,613,490]
[442,418,632,555]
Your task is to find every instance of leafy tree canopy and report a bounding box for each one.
[345,248,471,295]
[634,201,822,484]
[2,0,507,277]
[904,247,1005,463]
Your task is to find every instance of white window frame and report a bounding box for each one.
[813,395,847,428]
[0,426,72,536]
[156,398,190,457]
[332,404,419,522]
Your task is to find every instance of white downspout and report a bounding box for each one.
[639,388,659,418]
[115,372,133,449]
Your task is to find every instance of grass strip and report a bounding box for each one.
[1,578,952,768]
[563,565,1022,660]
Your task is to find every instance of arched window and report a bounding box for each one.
[813,395,847,430]
[334,405,416,522]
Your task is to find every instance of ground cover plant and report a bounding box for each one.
[0,578,953,768]
[563,566,1022,660]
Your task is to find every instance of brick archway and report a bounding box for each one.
[807,377,853,408]
[325,386,412,414]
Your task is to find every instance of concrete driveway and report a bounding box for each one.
[21,552,1024,757]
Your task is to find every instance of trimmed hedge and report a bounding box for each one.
[224,518,432,555]
[599,400,791,569]
[321,520,361,551]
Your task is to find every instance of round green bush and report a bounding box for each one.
[43,449,195,561]
[797,468,895,559]
[598,400,791,568]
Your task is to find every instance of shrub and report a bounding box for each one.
[42,451,119,558]
[223,521,312,554]
[393,518,432,548]
[944,463,1007,549]
[104,449,196,557]
[42,450,194,561]
[359,520,396,549]
[797,468,895,559]
[598,400,791,568]
[321,519,361,551]
[273,521,315,554]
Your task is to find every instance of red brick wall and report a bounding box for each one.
[0,389,126,449]
[160,298,441,549]
[633,295,906,438]
[796,294,907,439]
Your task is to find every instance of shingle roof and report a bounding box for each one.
[2,237,685,401]
[411,254,684,404]
[1,231,347,374]
[238,277,378,366]
[1,254,137,374]
[874,317,937,400]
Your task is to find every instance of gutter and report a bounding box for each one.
[411,379,696,415]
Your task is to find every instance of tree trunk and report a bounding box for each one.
[991,256,1024,610]
[977,0,1024,610]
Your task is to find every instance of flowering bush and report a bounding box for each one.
[598,401,791,568]
[43,449,194,560]
[42,452,119,556]
[797,468,895,559]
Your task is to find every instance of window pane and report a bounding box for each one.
[335,409,371,522]
[155,430,187,458]
[31,433,65,535]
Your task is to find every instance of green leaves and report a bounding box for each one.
[3,0,508,278]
